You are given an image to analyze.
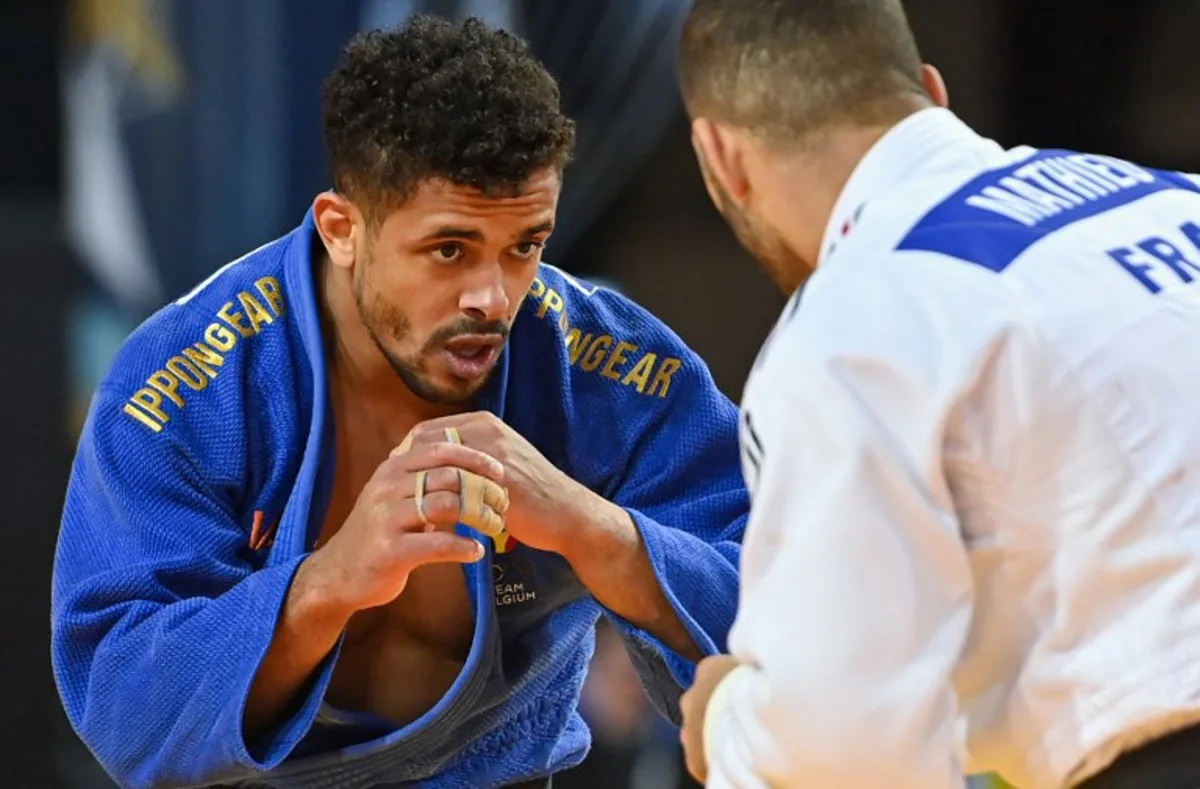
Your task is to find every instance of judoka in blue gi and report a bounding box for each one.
[51,16,747,789]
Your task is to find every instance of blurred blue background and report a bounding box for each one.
[2,0,1198,786]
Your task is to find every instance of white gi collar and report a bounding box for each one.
[818,107,990,264]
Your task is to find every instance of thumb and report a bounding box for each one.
[404,532,486,567]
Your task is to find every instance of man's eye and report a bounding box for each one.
[434,244,462,261]
[512,240,544,258]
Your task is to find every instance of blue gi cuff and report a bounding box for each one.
[234,554,344,770]
[601,508,726,721]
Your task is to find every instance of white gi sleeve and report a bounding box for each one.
[704,269,977,789]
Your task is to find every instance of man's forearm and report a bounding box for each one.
[559,492,703,661]
[243,557,352,745]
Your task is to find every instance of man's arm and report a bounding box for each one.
[703,292,975,788]
[557,489,702,660]
[589,344,748,719]
[406,396,746,681]
[243,560,351,743]
[509,265,749,722]
[51,389,340,788]
[245,436,501,741]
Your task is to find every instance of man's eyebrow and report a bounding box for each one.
[419,223,554,242]
[421,226,485,242]
[520,222,555,237]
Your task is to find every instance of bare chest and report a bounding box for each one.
[317,431,476,725]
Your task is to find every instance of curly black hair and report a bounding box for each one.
[322,15,576,216]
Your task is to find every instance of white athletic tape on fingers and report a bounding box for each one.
[457,470,506,537]
[439,426,467,522]
[397,424,506,534]
[392,433,413,457]
[441,427,507,537]
[444,426,480,532]
[489,480,509,514]
[392,425,458,457]
[414,469,431,525]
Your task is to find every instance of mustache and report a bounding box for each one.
[427,319,510,347]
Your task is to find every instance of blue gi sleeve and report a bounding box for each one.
[601,351,749,723]
[51,386,336,789]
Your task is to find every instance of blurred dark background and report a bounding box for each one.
[2,0,1197,787]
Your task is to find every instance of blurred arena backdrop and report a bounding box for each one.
[0,0,1197,786]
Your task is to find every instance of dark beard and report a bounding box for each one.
[353,262,508,405]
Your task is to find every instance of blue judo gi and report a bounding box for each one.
[52,212,748,788]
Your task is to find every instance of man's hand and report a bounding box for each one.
[403,412,596,555]
[246,439,507,742]
[409,411,703,658]
[302,440,506,613]
[681,654,743,784]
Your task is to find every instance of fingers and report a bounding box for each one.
[401,531,486,566]
[394,415,506,459]
[457,469,507,537]
[680,695,709,783]
[410,489,504,536]
[411,467,508,512]
[413,469,432,527]
[403,413,500,443]
[391,425,450,456]
[383,421,509,537]
[389,440,504,483]
[394,432,414,456]
[451,467,509,516]
[393,425,465,455]
[451,470,504,537]
[479,470,509,513]
[464,506,506,538]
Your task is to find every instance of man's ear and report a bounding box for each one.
[311,191,360,270]
[690,117,752,209]
[920,63,950,109]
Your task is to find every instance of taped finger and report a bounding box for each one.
[391,430,415,457]
[391,425,461,458]
[482,478,509,514]
[414,469,431,526]
[459,501,504,538]
[472,506,505,539]
[457,469,507,537]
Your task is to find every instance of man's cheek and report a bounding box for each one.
[510,283,535,320]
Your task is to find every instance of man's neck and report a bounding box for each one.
[763,124,897,270]
[757,94,941,276]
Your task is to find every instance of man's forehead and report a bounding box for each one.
[378,171,560,239]
[411,169,562,207]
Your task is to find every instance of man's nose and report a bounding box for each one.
[460,265,510,321]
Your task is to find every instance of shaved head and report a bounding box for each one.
[679,0,927,145]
